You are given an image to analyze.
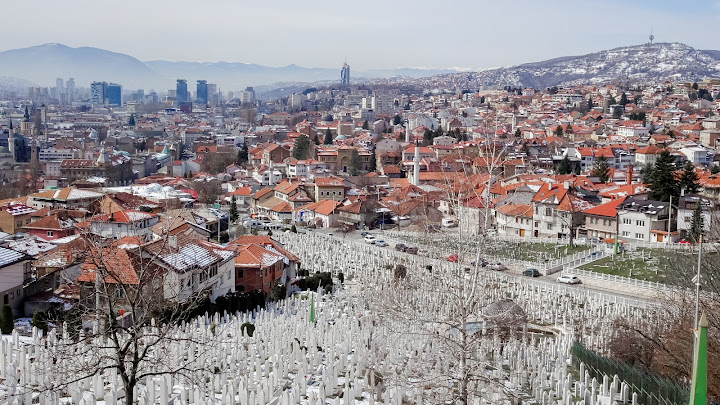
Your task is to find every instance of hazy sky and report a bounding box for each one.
[4,0,720,70]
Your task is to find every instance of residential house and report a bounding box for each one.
[634,145,663,167]
[0,247,31,316]
[28,187,104,210]
[88,210,159,242]
[293,200,342,228]
[495,204,533,238]
[0,204,36,234]
[314,177,346,201]
[582,197,625,240]
[617,197,674,243]
[676,195,719,241]
[531,182,590,239]
[23,213,78,241]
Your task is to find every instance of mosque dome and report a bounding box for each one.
[322,114,334,122]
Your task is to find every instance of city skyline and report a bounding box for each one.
[2,0,719,71]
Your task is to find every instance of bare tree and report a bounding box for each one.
[369,260,523,404]
[32,222,236,404]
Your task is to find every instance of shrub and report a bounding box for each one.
[32,310,48,334]
[338,272,345,284]
[270,284,287,302]
[241,322,255,337]
[290,225,297,233]
[0,305,13,334]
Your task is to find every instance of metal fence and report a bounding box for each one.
[568,268,678,293]
[572,342,690,405]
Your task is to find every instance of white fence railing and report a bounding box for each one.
[566,268,678,292]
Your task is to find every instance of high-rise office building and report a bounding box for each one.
[56,78,64,93]
[66,78,75,102]
[196,80,208,105]
[90,81,108,105]
[240,87,255,104]
[176,79,188,103]
[341,62,350,86]
[107,83,122,106]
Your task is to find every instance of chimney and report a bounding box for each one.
[169,235,177,249]
[626,165,633,185]
[563,180,572,190]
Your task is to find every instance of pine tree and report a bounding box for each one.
[679,161,701,194]
[689,201,705,243]
[558,156,572,175]
[292,134,310,160]
[591,155,611,183]
[393,115,402,126]
[647,150,680,202]
[237,144,249,165]
[229,195,238,223]
[422,129,434,146]
[349,149,361,176]
[369,149,377,172]
[312,134,320,145]
[555,125,563,136]
[362,120,369,130]
[323,128,333,145]
[619,92,629,106]
[128,114,136,126]
[0,305,13,334]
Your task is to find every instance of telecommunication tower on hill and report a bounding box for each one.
[649,27,655,45]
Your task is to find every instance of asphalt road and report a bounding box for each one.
[306,227,661,306]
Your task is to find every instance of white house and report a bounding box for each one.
[88,210,159,242]
[617,198,674,243]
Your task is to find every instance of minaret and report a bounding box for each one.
[7,119,15,163]
[412,141,420,186]
[405,120,411,143]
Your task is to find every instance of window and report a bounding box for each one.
[622,218,632,225]
[635,233,644,239]
[545,208,552,216]
[622,231,631,237]
[603,219,608,226]
[47,231,54,237]
[114,288,124,298]
[636,220,645,227]
[547,223,552,230]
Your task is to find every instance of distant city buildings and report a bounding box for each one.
[176,79,188,104]
[196,80,208,106]
[341,62,350,86]
[90,81,108,105]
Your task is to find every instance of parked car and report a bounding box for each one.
[446,254,458,262]
[405,246,419,255]
[488,262,507,271]
[360,231,371,237]
[364,235,377,244]
[557,275,581,284]
[523,268,541,277]
[375,240,388,247]
[471,259,488,267]
[395,243,407,252]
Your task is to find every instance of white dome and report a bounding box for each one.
[162,186,175,193]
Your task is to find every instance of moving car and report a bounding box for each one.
[405,246,419,255]
[395,243,407,252]
[523,268,541,277]
[488,262,507,271]
[375,240,388,247]
[363,235,377,244]
[360,231,371,237]
[446,254,458,262]
[557,274,581,284]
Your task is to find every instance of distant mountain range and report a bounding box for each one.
[0,42,719,96]
[401,43,720,90]
[0,43,462,93]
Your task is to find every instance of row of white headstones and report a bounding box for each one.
[0,232,663,404]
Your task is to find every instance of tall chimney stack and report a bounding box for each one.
[626,165,633,185]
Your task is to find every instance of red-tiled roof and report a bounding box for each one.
[582,197,626,217]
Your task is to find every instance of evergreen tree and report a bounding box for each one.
[32,310,48,334]
[229,195,238,223]
[237,144,249,165]
[591,155,611,183]
[692,82,699,90]
[128,113,136,126]
[558,156,572,175]
[0,305,12,334]
[422,129,434,146]
[565,124,573,134]
[312,134,320,145]
[642,164,654,183]
[619,92,629,106]
[679,161,701,194]
[349,149,361,176]
[574,164,581,175]
[712,165,720,175]
[393,115,402,126]
[689,201,705,243]
[554,125,563,137]
[647,149,680,202]
[290,224,297,233]
[323,128,333,145]
[362,120,369,130]
[369,149,377,172]
[292,134,311,160]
